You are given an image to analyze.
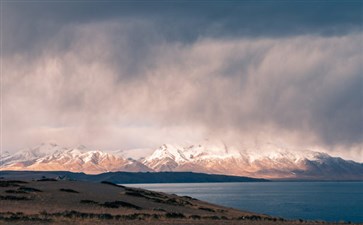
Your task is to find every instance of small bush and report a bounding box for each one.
[137,189,166,199]
[101,201,142,210]
[164,198,193,206]
[189,215,201,220]
[203,215,221,220]
[183,195,197,200]
[244,215,262,221]
[153,208,166,212]
[59,188,79,193]
[0,180,27,187]
[37,178,57,182]
[125,191,145,198]
[198,207,215,212]
[80,199,98,204]
[98,213,113,220]
[0,195,29,201]
[5,190,27,194]
[18,187,42,192]
[165,212,186,219]
[120,214,138,220]
[100,181,125,188]
[152,214,161,219]
[101,202,119,208]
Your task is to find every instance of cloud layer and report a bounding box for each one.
[2,2,362,161]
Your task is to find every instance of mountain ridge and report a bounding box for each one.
[1,142,362,180]
[0,170,268,183]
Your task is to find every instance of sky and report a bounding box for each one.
[1,1,362,161]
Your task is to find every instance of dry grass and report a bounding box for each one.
[0,180,353,225]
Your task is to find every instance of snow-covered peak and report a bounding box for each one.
[234,141,325,163]
[0,143,153,174]
[146,144,184,162]
[145,142,241,165]
[143,141,342,175]
[41,147,123,164]
[2,141,362,179]
[0,142,66,166]
[112,148,153,160]
[31,142,65,154]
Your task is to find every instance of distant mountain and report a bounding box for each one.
[1,142,363,180]
[1,143,63,167]
[0,171,267,183]
[1,143,151,174]
[142,143,363,180]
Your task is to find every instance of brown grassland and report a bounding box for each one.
[0,179,355,225]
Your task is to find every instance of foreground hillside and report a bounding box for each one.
[0,179,347,225]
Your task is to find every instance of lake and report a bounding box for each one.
[126,182,363,223]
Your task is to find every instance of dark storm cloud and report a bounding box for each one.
[1,1,362,160]
[314,72,363,146]
[3,1,362,55]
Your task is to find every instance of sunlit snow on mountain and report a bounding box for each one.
[1,142,362,180]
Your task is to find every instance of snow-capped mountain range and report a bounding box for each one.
[1,142,362,180]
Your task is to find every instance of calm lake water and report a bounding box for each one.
[126,182,363,223]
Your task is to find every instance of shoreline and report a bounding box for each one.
[0,179,358,225]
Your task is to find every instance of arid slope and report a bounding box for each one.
[0,179,352,225]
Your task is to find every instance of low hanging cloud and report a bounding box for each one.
[2,2,362,161]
